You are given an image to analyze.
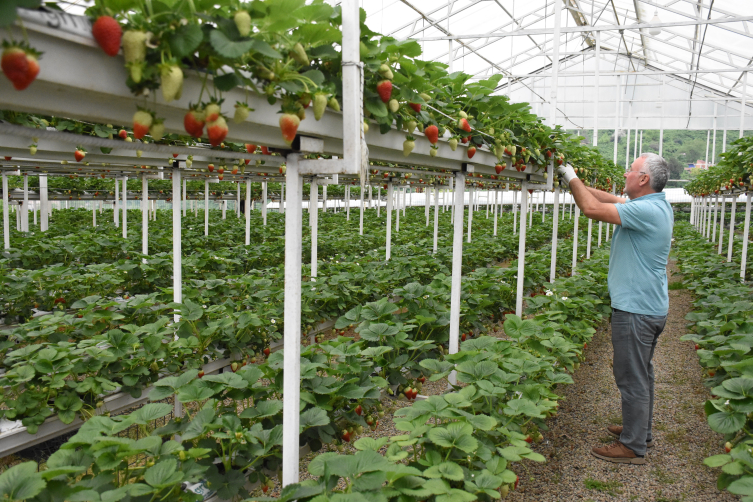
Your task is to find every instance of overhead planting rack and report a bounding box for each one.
[0,2,567,492]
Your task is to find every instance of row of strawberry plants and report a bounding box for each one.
[0,209,583,432]
[0,234,613,502]
[674,220,753,499]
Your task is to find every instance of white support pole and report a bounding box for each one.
[359,185,364,236]
[396,187,401,232]
[425,186,430,226]
[614,76,621,165]
[549,183,560,282]
[639,130,643,156]
[322,184,327,213]
[712,195,719,244]
[549,0,562,129]
[368,184,372,209]
[402,186,406,217]
[598,221,603,247]
[572,205,581,274]
[513,190,518,234]
[594,32,600,147]
[467,186,474,243]
[705,130,710,166]
[515,181,529,316]
[728,197,737,262]
[586,217,592,259]
[281,154,303,488]
[262,181,268,226]
[92,201,96,227]
[237,183,241,218]
[386,181,393,261]
[204,179,209,236]
[570,196,574,220]
[712,102,718,165]
[114,175,119,227]
[40,174,47,232]
[122,177,127,239]
[346,185,350,221]
[450,176,455,223]
[245,180,251,246]
[222,198,226,220]
[281,182,285,214]
[528,191,533,228]
[32,200,36,227]
[493,189,498,237]
[2,173,8,250]
[182,178,187,218]
[741,193,752,282]
[172,166,182,322]
[433,185,439,254]
[741,72,748,139]
[377,185,381,217]
[448,171,466,385]
[706,195,713,240]
[719,196,727,254]
[311,179,318,278]
[541,191,546,222]
[142,175,148,256]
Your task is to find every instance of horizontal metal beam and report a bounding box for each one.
[413,15,753,40]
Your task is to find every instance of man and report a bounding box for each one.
[557,153,673,465]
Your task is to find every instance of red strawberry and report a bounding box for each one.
[525,435,533,443]
[409,103,421,113]
[261,146,270,155]
[461,333,467,341]
[458,118,471,132]
[261,485,268,493]
[726,441,733,453]
[355,405,362,416]
[495,164,504,174]
[2,46,39,91]
[119,129,128,139]
[695,344,700,350]
[132,110,152,140]
[232,166,238,175]
[198,370,205,378]
[514,475,519,490]
[424,125,439,145]
[245,144,257,154]
[184,108,205,138]
[263,347,271,356]
[419,376,426,383]
[74,149,85,162]
[279,113,300,144]
[342,431,351,442]
[207,116,228,147]
[208,164,214,172]
[461,136,469,144]
[376,80,392,103]
[92,16,122,57]
[467,146,476,159]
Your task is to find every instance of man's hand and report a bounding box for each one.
[557,163,578,185]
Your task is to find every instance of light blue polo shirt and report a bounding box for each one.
[608,192,674,315]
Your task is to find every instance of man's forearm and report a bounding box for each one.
[586,187,626,204]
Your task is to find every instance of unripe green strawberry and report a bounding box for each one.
[406,120,417,134]
[290,42,309,66]
[419,92,431,102]
[378,64,393,80]
[448,138,458,151]
[30,145,37,155]
[403,138,414,157]
[313,93,328,121]
[429,147,437,157]
[160,64,183,102]
[458,110,468,119]
[205,103,221,123]
[234,102,250,124]
[389,99,399,113]
[149,120,165,141]
[128,61,144,83]
[363,120,369,133]
[234,10,251,37]
[328,96,340,112]
[122,30,147,63]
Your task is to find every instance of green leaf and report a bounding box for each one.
[728,476,753,495]
[708,411,746,434]
[214,72,242,92]
[209,29,254,59]
[423,462,464,481]
[427,422,478,453]
[354,436,389,451]
[131,403,173,425]
[169,23,203,59]
[365,99,388,118]
[144,459,184,489]
[300,407,329,431]
[0,462,46,500]
[251,39,283,59]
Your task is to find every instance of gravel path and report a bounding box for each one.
[507,260,738,502]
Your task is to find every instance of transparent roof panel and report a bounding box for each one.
[353,0,752,99]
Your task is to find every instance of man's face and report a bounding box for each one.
[623,157,649,199]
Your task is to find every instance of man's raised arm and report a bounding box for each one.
[586,187,627,204]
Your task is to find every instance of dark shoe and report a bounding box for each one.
[591,440,647,464]
[607,425,655,447]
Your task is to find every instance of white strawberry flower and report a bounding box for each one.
[271,319,276,324]
[545,290,553,296]
[562,296,568,301]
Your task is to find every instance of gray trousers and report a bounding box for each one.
[611,308,667,456]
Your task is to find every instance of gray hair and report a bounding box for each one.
[640,153,670,192]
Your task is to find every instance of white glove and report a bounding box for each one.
[557,163,578,185]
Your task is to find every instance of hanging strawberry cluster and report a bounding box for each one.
[685,136,753,196]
